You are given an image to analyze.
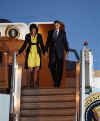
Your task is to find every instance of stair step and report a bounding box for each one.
[21,95,75,103]
[20,116,74,121]
[0,88,9,94]
[21,101,76,110]
[20,109,75,116]
[21,88,76,96]
[20,88,76,121]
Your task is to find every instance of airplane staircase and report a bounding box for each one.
[20,88,76,121]
[9,49,80,121]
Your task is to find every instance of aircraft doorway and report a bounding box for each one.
[21,22,66,88]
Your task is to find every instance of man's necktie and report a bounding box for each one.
[54,30,58,39]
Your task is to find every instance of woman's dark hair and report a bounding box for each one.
[29,24,38,33]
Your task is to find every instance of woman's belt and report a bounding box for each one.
[30,43,37,45]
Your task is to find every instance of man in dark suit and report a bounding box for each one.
[45,20,69,87]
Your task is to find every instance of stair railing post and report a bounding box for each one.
[76,62,80,121]
[10,52,22,121]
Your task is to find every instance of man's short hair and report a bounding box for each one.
[54,20,61,24]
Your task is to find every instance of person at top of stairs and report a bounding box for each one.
[17,24,45,88]
[45,20,69,88]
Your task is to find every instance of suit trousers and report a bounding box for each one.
[49,53,64,87]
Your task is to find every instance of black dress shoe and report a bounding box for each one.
[54,83,60,88]
[54,83,57,88]
[56,85,60,88]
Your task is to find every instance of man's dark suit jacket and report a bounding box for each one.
[45,29,69,67]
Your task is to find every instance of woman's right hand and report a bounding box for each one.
[44,52,48,57]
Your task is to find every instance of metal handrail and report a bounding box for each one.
[69,48,80,61]
[10,52,22,121]
[10,52,16,114]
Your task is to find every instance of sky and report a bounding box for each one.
[0,0,100,70]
